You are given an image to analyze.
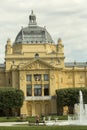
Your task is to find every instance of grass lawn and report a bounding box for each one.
[0,126,87,130]
[0,115,68,122]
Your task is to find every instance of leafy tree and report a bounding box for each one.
[56,87,87,115]
[0,88,24,116]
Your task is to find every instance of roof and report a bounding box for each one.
[14,11,54,44]
[14,26,54,44]
[65,62,87,67]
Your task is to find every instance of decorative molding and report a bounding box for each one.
[19,59,54,70]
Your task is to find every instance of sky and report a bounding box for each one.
[0,0,87,63]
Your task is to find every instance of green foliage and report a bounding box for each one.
[0,87,24,110]
[56,87,87,114]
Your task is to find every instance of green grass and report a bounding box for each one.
[0,126,87,130]
[0,115,68,122]
[0,117,17,122]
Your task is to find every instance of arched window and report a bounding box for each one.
[35,53,39,58]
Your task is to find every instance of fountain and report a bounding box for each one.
[79,90,85,122]
[46,90,87,126]
[67,90,87,125]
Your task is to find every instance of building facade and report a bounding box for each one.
[0,11,87,116]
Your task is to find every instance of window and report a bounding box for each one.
[26,85,32,96]
[35,53,39,58]
[44,74,49,81]
[34,84,42,96]
[26,75,32,81]
[44,84,49,96]
[34,74,41,81]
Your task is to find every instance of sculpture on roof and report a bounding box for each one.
[29,10,37,25]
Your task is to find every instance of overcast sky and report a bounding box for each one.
[0,0,87,63]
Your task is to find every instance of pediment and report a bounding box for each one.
[19,59,54,70]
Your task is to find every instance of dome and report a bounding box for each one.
[14,11,54,44]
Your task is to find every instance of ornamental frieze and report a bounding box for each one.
[20,61,53,70]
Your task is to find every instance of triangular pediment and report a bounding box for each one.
[19,58,54,70]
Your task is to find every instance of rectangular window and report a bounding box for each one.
[44,84,49,96]
[34,84,42,96]
[26,84,32,96]
[44,74,49,81]
[26,75,32,81]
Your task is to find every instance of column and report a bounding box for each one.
[42,84,44,96]
[32,74,34,96]
[42,74,44,96]
[21,101,27,115]
[32,84,34,96]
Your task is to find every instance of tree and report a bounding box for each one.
[56,87,87,115]
[0,87,24,116]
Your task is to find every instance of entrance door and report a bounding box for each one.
[28,104,32,116]
[45,104,50,115]
[35,103,42,115]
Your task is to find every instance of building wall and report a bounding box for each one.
[0,69,6,87]
[0,39,87,116]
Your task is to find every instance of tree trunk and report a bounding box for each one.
[57,106,63,115]
[68,106,74,114]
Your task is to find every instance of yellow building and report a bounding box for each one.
[0,11,87,116]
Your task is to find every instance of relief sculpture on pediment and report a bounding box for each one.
[22,60,52,70]
[25,62,41,70]
[36,62,40,69]
[25,65,32,70]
